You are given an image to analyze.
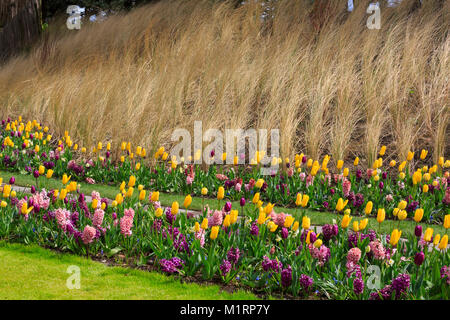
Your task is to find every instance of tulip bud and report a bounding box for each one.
[414,251,424,266]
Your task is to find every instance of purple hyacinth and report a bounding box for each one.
[391,274,410,299]
[299,274,314,291]
[227,247,240,265]
[220,259,232,276]
[160,257,185,274]
[322,224,338,242]
[353,277,364,295]
[165,208,175,224]
[281,266,292,288]
[250,222,259,236]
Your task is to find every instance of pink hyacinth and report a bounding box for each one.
[120,216,133,237]
[186,176,193,185]
[216,174,228,181]
[91,191,101,202]
[367,169,374,179]
[235,183,242,192]
[385,194,394,202]
[93,209,104,228]
[271,212,287,227]
[369,240,386,260]
[124,208,135,218]
[306,175,314,187]
[347,247,362,264]
[342,179,351,197]
[81,225,97,244]
[309,244,330,267]
[55,208,71,230]
[208,210,224,227]
[299,172,306,181]
[31,189,50,210]
[194,229,205,248]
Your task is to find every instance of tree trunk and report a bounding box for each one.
[0,0,42,62]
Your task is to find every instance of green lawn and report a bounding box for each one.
[0,171,446,237]
[0,242,257,300]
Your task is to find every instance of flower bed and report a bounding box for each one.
[0,116,449,299]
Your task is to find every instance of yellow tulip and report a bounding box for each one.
[337,160,344,170]
[335,198,346,212]
[183,195,192,208]
[389,229,401,246]
[302,216,311,230]
[438,157,444,167]
[393,208,399,217]
[135,163,141,170]
[128,175,136,188]
[420,149,428,160]
[295,193,302,207]
[414,208,424,223]
[223,215,231,228]
[359,218,369,231]
[62,174,71,185]
[313,239,323,248]
[230,210,238,224]
[444,215,450,229]
[201,218,208,230]
[115,193,123,204]
[21,202,34,215]
[139,190,146,201]
[424,228,433,242]
[352,221,359,232]
[268,221,278,232]
[252,192,260,204]
[341,214,352,229]
[284,215,294,228]
[59,188,68,200]
[151,191,159,202]
[217,186,224,200]
[398,200,407,210]
[376,208,385,223]
[407,151,414,161]
[194,221,200,232]
[264,203,275,214]
[255,179,264,189]
[390,160,396,167]
[364,201,373,215]
[171,201,179,215]
[379,145,386,156]
[422,184,429,193]
[257,209,267,225]
[306,230,312,244]
[398,210,407,221]
[301,195,310,208]
[353,157,359,166]
[433,234,441,246]
[399,172,406,180]
[201,187,208,196]
[0,201,7,208]
[438,235,448,250]
[292,221,299,232]
[343,168,349,177]
[125,187,134,198]
[210,226,219,240]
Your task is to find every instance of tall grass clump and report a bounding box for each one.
[0,0,448,164]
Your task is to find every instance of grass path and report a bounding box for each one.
[0,242,257,300]
[0,171,446,237]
